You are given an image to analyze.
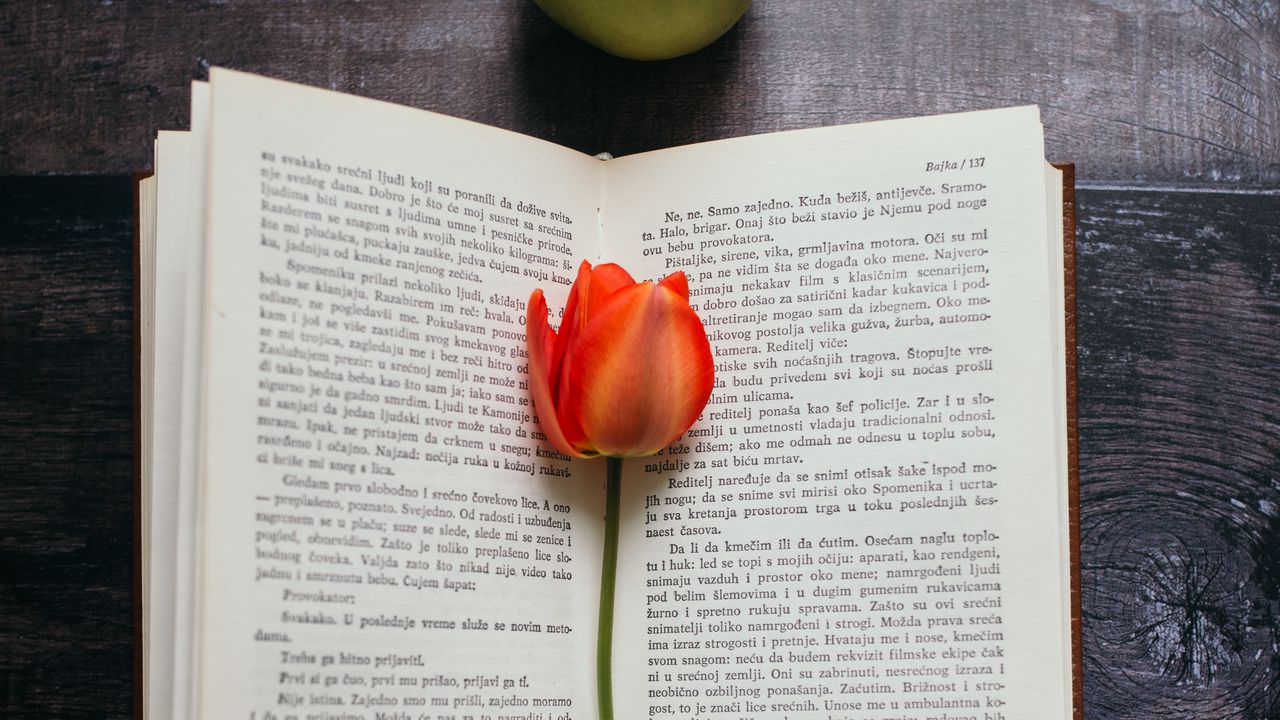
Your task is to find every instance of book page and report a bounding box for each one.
[197,69,606,718]
[603,108,1072,718]
[172,80,209,720]
[138,169,155,715]
[146,129,194,719]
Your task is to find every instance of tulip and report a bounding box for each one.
[526,260,714,720]
[526,260,714,459]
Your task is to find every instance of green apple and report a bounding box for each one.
[534,0,752,61]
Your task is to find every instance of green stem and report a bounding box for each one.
[598,457,622,720]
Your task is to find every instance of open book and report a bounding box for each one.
[139,68,1078,720]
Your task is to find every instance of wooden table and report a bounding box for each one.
[1,2,1276,717]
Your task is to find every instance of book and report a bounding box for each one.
[139,67,1079,720]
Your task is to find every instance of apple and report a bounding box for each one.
[534,0,752,61]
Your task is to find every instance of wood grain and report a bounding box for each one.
[0,177,136,719]
[1076,189,1280,719]
[0,1,1276,185]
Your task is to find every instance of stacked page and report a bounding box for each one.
[141,68,1074,719]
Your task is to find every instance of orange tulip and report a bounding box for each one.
[526,260,715,458]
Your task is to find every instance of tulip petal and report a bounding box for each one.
[526,289,592,458]
[548,263,595,449]
[587,263,637,309]
[658,271,689,300]
[550,262,590,384]
[565,282,714,457]
[553,262,636,375]
[551,261,637,451]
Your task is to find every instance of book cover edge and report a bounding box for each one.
[1051,161,1082,720]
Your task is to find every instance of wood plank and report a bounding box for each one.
[0,177,136,719]
[0,1,1276,185]
[1076,188,1280,718]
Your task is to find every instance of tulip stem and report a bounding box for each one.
[598,457,622,720]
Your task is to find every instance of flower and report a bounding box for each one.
[526,260,714,458]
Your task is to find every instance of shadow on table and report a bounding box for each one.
[511,1,750,157]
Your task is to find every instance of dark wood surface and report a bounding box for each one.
[0,177,136,718]
[1077,191,1279,718]
[1,0,1277,185]
[0,2,1276,718]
